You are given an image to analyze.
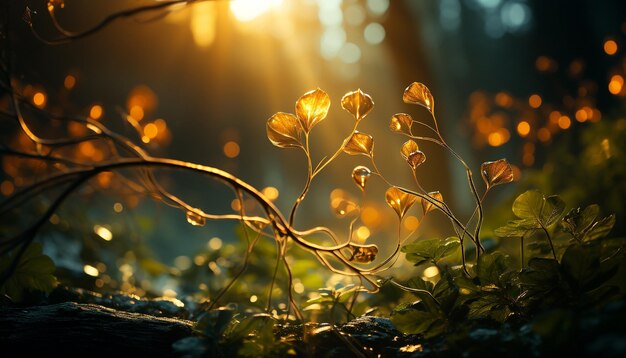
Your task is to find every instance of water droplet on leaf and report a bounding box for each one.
[343,131,374,157]
[295,88,330,133]
[422,191,443,215]
[403,82,434,114]
[389,113,413,135]
[341,89,374,121]
[385,187,417,219]
[186,210,206,226]
[352,166,371,191]
[267,112,303,148]
[480,159,514,189]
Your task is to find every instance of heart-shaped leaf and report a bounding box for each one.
[401,140,426,169]
[385,187,417,219]
[295,88,330,132]
[481,159,514,189]
[422,191,443,215]
[343,131,374,157]
[341,89,374,121]
[403,82,435,114]
[266,112,303,148]
[389,113,413,135]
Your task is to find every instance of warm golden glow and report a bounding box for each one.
[558,115,571,129]
[261,186,279,201]
[89,105,103,119]
[495,92,513,107]
[130,105,144,121]
[144,123,158,139]
[94,225,113,241]
[604,39,618,55]
[33,92,46,107]
[360,206,382,228]
[575,108,588,122]
[528,94,542,108]
[609,74,624,95]
[64,74,76,90]
[231,198,242,211]
[250,295,258,303]
[423,265,439,278]
[355,226,371,241]
[403,215,419,231]
[223,141,240,158]
[537,127,551,142]
[208,237,223,250]
[191,2,217,47]
[517,121,530,137]
[230,0,283,22]
[113,202,124,213]
[83,264,99,277]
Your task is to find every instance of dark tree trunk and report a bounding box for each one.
[0,302,193,356]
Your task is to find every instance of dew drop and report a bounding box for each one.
[352,165,372,191]
[186,210,206,226]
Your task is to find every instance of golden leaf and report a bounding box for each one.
[295,88,330,132]
[480,159,514,189]
[385,187,417,219]
[400,140,419,159]
[348,244,379,263]
[403,82,434,113]
[266,112,303,148]
[343,131,374,157]
[400,140,427,170]
[422,191,443,215]
[341,89,374,121]
[352,165,372,192]
[389,113,413,135]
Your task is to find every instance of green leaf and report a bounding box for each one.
[402,237,460,265]
[511,190,565,227]
[561,244,600,290]
[390,307,442,336]
[0,242,57,302]
[227,314,275,343]
[561,205,615,242]
[585,214,615,241]
[195,308,236,339]
[494,219,539,239]
[477,252,511,286]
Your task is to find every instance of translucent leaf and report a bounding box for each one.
[385,187,417,219]
[295,88,330,132]
[266,112,303,149]
[401,140,426,170]
[480,159,514,189]
[343,131,374,157]
[352,165,371,192]
[0,242,57,302]
[348,244,379,263]
[422,191,443,215]
[403,82,434,113]
[186,210,206,226]
[341,89,374,121]
[389,113,413,135]
[512,190,565,227]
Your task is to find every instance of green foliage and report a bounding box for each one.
[0,242,57,302]
[495,190,566,239]
[401,237,460,266]
[561,205,616,243]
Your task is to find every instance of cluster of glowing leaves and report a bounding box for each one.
[266,112,303,148]
[295,88,330,133]
[352,166,372,192]
[403,82,434,114]
[348,244,379,264]
[266,88,330,149]
[344,131,374,157]
[341,89,374,121]
[389,113,413,135]
[422,191,443,215]
[186,209,206,227]
[385,187,417,219]
[400,140,426,170]
[480,159,514,190]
